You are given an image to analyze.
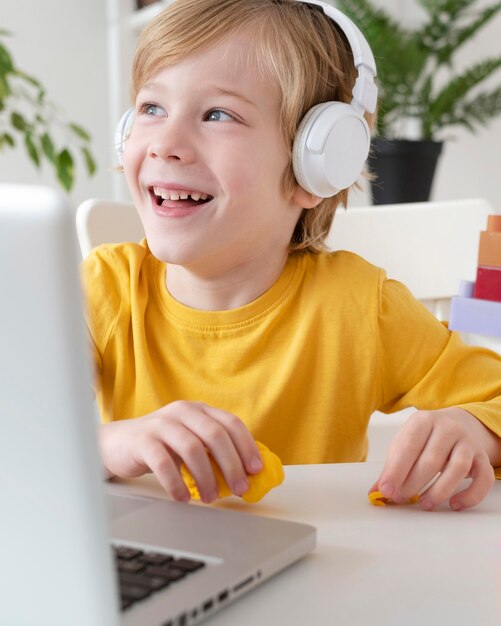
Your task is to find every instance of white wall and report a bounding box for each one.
[0,0,113,209]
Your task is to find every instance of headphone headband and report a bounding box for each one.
[300,0,377,114]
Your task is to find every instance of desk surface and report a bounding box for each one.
[117,462,501,626]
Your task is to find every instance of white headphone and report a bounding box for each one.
[114,108,135,168]
[115,0,377,198]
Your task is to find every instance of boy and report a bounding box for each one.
[84,0,501,511]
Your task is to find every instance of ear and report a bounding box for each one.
[291,184,323,209]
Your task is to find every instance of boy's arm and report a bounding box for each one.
[98,400,263,503]
[372,407,501,511]
[377,279,501,425]
[374,277,501,509]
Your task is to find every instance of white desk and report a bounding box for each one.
[117,462,501,626]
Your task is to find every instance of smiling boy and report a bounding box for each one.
[84,0,501,511]
[125,37,305,307]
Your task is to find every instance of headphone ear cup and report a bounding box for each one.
[292,101,371,198]
[114,108,135,167]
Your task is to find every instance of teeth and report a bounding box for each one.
[152,186,209,201]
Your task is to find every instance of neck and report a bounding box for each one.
[165,249,290,311]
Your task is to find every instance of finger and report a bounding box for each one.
[448,454,495,511]
[414,441,472,510]
[142,439,191,502]
[164,422,221,502]
[181,407,251,497]
[377,415,433,500]
[399,411,477,505]
[396,445,452,508]
[202,404,263,474]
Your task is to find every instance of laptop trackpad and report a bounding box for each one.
[107,493,154,521]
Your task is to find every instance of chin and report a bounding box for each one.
[145,235,199,267]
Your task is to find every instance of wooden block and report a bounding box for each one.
[487,215,501,232]
[478,231,501,267]
[474,266,501,302]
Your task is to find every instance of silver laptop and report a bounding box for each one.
[0,183,316,626]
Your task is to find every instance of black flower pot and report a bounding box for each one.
[367,138,443,205]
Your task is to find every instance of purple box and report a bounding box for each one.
[449,293,501,338]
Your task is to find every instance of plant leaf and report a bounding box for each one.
[0,41,14,74]
[433,2,501,65]
[428,56,501,132]
[41,132,56,163]
[416,0,474,57]
[453,87,501,130]
[10,111,28,131]
[0,132,15,148]
[81,146,96,176]
[0,31,97,189]
[56,149,74,191]
[24,132,40,167]
[0,73,10,100]
[69,122,91,142]
[14,69,43,90]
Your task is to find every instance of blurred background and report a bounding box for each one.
[0,0,500,209]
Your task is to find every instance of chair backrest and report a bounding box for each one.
[326,199,494,318]
[76,199,144,258]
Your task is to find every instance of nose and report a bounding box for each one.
[147,116,196,163]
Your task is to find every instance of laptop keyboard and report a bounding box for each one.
[114,545,206,611]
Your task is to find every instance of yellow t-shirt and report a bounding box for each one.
[82,242,501,471]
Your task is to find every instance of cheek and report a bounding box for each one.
[122,148,142,196]
[122,141,137,172]
[222,143,288,198]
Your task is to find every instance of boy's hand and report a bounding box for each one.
[371,408,501,511]
[98,401,263,503]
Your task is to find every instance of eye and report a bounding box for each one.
[139,103,166,117]
[206,109,234,122]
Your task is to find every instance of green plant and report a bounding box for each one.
[336,0,501,139]
[0,29,96,191]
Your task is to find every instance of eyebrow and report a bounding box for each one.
[138,81,163,94]
[138,82,257,108]
[210,86,258,108]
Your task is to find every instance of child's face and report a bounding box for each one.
[123,34,307,275]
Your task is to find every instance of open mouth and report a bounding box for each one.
[150,186,213,207]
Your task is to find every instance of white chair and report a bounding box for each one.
[327,198,496,459]
[76,198,144,258]
[327,198,494,320]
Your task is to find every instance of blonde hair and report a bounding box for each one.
[131,0,376,254]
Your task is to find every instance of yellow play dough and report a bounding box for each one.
[181,441,284,503]
[368,491,419,507]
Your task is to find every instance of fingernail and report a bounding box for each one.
[234,478,249,496]
[379,483,394,498]
[392,494,406,504]
[203,490,218,503]
[450,500,463,512]
[420,496,433,511]
[249,456,263,473]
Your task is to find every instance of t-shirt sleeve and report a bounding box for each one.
[377,277,501,477]
[80,246,125,376]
